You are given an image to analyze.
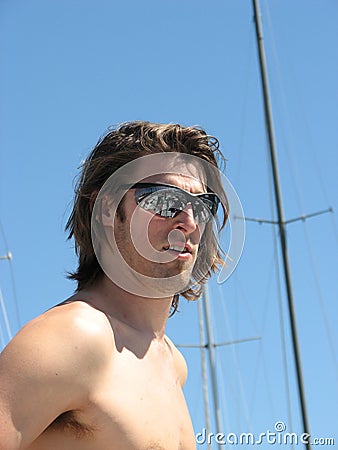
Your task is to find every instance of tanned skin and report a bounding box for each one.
[0,173,203,450]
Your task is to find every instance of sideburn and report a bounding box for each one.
[116,196,126,222]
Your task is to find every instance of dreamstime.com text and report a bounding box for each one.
[195,422,335,446]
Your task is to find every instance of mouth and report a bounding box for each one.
[163,243,192,255]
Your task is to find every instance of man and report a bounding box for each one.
[0,122,228,450]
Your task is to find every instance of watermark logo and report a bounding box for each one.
[195,421,335,446]
[274,421,286,432]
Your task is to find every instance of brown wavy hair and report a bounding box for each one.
[66,121,229,313]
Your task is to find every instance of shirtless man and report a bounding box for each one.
[0,122,228,450]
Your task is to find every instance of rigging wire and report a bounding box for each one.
[216,282,252,433]
[263,123,295,438]
[206,283,235,434]
[263,0,337,244]
[233,231,280,420]
[257,250,278,334]
[216,345,231,435]
[262,0,306,217]
[215,312,239,434]
[302,222,338,388]
[0,219,21,329]
[233,271,259,336]
[272,227,295,443]
[246,253,277,420]
[251,339,276,419]
[231,271,258,430]
[263,0,338,394]
[0,287,12,342]
[234,26,256,186]
[0,324,5,349]
[215,324,240,434]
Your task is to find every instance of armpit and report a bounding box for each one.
[48,410,95,439]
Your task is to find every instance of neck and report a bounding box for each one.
[73,275,174,339]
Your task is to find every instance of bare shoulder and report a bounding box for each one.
[0,300,115,448]
[0,299,115,402]
[42,299,115,355]
[165,335,188,387]
[5,300,114,368]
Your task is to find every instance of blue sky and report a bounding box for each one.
[1,0,337,447]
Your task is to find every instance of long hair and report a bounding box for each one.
[66,121,229,313]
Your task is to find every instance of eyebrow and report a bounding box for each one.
[122,182,209,194]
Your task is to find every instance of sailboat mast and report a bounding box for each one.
[252,0,311,447]
[202,285,223,450]
[197,299,212,450]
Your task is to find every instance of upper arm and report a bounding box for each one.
[0,305,113,449]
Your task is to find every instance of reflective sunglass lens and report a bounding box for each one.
[135,185,218,223]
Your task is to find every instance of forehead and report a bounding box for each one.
[143,173,206,193]
[132,155,207,192]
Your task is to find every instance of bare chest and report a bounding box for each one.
[30,350,196,450]
[87,353,196,449]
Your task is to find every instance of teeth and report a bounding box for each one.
[169,245,185,252]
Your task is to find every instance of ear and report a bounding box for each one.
[100,195,115,227]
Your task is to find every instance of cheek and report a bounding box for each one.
[146,216,168,245]
[129,208,165,247]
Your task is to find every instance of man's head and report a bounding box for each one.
[66,121,229,311]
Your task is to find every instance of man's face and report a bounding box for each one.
[114,171,207,284]
[93,153,220,298]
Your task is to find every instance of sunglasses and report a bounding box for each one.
[125,183,220,224]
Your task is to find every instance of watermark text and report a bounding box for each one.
[195,422,335,446]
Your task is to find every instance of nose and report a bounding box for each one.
[172,204,198,234]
